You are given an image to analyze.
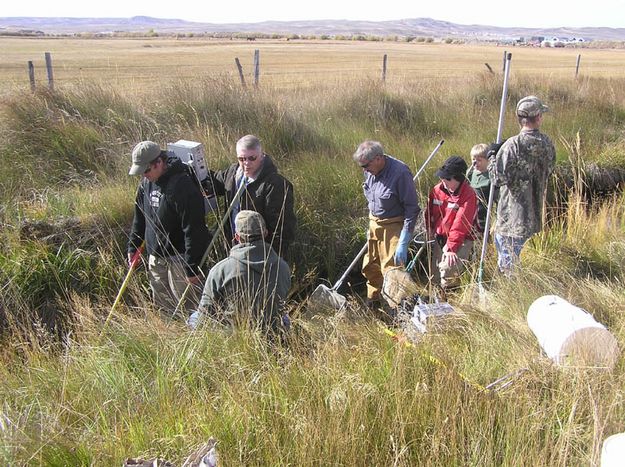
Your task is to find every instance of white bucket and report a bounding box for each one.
[527,295,619,368]
[601,432,625,467]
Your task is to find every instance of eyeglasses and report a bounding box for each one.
[359,155,378,169]
[237,155,259,162]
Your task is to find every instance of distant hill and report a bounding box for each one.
[1,16,624,41]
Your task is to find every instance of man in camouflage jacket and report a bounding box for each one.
[490,96,556,273]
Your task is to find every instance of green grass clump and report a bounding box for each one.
[1,291,623,465]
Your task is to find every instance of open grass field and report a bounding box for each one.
[1,37,625,465]
[2,37,625,94]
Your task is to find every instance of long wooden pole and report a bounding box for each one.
[102,242,144,332]
[45,52,54,91]
[235,58,246,88]
[28,61,35,91]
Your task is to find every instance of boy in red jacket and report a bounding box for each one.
[426,156,478,290]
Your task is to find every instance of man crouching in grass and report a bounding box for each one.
[188,210,291,338]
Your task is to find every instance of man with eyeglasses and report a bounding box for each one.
[127,141,209,315]
[426,156,478,293]
[202,134,295,258]
[353,140,420,310]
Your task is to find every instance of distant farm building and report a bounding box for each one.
[541,37,586,47]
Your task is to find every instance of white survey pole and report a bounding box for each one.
[477,52,512,288]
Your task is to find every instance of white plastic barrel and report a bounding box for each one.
[527,295,619,368]
[601,432,625,467]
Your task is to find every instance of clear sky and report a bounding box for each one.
[3,0,625,28]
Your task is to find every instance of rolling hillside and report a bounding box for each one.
[1,15,624,41]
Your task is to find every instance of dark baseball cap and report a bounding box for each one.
[435,156,468,180]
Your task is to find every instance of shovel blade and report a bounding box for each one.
[309,284,347,310]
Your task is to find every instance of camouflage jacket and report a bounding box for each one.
[491,128,556,238]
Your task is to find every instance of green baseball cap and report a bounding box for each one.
[129,141,161,175]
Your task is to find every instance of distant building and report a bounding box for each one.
[541,36,587,47]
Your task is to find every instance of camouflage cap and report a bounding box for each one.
[516,95,549,118]
[129,141,161,175]
[235,210,267,241]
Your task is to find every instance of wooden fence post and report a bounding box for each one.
[502,50,507,73]
[575,54,581,78]
[28,61,35,91]
[235,58,247,88]
[382,54,387,82]
[253,49,260,88]
[44,52,54,91]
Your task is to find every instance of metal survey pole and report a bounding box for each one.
[477,52,512,289]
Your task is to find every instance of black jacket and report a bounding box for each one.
[203,155,296,256]
[128,157,210,277]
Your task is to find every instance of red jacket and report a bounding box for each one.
[426,180,478,253]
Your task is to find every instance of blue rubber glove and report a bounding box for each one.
[394,228,412,266]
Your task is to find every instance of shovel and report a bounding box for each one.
[308,139,445,310]
[309,243,368,310]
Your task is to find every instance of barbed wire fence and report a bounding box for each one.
[11,48,619,94]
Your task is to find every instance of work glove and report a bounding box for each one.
[394,228,412,266]
[187,310,202,330]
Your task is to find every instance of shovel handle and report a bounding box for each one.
[414,139,444,179]
[103,242,145,333]
[332,243,368,291]
[405,243,429,273]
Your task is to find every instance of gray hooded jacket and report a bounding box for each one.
[198,241,291,330]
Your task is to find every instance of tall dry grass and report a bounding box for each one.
[0,60,624,464]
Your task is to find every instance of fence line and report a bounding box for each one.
[20,51,598,91]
